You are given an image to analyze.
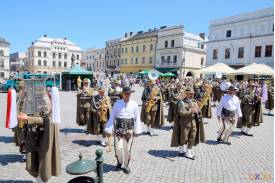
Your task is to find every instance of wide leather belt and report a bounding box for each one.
[221,107,235,117]
[115,118,135,130]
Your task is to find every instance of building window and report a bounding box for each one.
[238,47,244,58]
[226,30,232,38]
[161,56,165,64]
[167,56,171,64]
[76,54,79,60]
[64,53,67,59]
[125,48,128,53]
[225,48,230,59]
[53,52,56,59]
[0,50,3,56]
[38,60,41,66]
[165,41,168,48]
[64,62,67,68]
[122,48,124,53]
[38,51,41,57]
[135,58,138,64]
[53,61,56,67]
[136,46,139,52]
[173,55,177,63]
[201,58,204,66]
[58,61,61,67]
[143,45,146,52]
[142,57,145,64]
[43,51,47,57]
[255,46,262,57]
[43,71,47,74]
[131,58,133,64]
[149,57,153,63]
[43,60,47,66]
[58,53,61,59]
[213,49,218,60]
[265,45,273,57]
[171,40,175,47]
[0,72,4,78]
[150,44,153,51]
[131,47,134,53]
[0,61,4,68]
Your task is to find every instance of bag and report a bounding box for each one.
[221,108,235,118]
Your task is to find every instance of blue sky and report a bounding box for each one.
[1,0,273,53]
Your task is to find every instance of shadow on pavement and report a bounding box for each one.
[72,140,99,147]
[0,136,14,143]
[159,126,172,131]
[148,150,177,161]
[0,154,23,166]
[231,131,242,138]
[0,181,33,183]
[205,140,219,145]
[263,113,274,116]
[60,128,85,134]
[103,163,117,173]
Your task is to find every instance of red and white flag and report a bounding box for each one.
[5,88,18,128]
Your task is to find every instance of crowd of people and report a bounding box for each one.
[4,73,274,182]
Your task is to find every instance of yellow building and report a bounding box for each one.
[120,30,157,73]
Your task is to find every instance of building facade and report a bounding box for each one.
[10,52,28,72]
[82,48,105,72]
[27,35,82,74]
[156,26,206,78]
[206,7,274,71]
[0,37,10,80]
[105,39,121,74]
[120,29,157,73]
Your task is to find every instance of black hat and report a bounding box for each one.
[122,86,132,93]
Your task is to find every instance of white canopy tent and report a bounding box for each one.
[201,63,236,74]
[231,63,274,76]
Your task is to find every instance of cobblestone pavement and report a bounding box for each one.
[0,85,273,183]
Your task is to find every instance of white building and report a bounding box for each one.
[28,35,82,74]
[156,25,206,78]
[82,48,105,72]
[0,37,10,81]
[10,52,28,72]
[206,7,274,76]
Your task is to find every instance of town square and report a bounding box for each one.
[0,0,274,183]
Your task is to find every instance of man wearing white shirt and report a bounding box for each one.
[216,86,242,145]
[105,86,141,174]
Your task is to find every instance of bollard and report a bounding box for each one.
[95,149,104,183]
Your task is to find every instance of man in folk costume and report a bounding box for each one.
[195,82,212,119]
[105,86,142,174]
[89,86,112,146]
[171,87,202,160]
[8,79,61,183]
[140,79,164,136]
[216,86,242,145]
[238,83,258,136]
[265,80,274,115]
[76,78,94,128]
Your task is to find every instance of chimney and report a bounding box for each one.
[148,29,151,32]
[125,33,128,37]
[43,34,47,37]
[130,32,133,36]
[199,33,205,40]
[31,42,34,45]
